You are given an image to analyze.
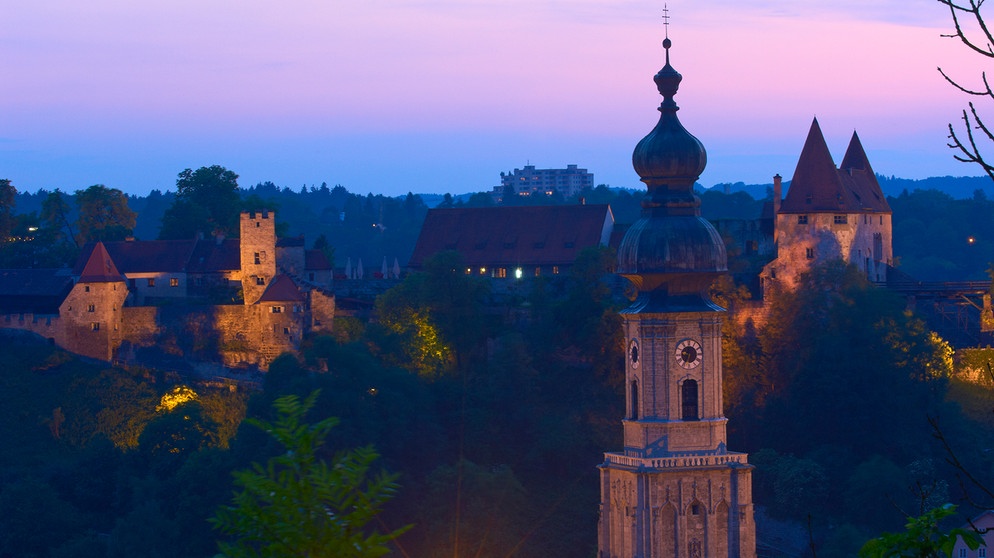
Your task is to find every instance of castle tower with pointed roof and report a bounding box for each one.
[59,242,129,360]
[762,118,893,292]
[598,25,755,558]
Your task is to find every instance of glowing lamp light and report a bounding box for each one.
[515,267,523,279]
[968,236,976,244]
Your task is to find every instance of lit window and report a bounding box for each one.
[552,266,559,275]
[515,268,523,279]
[805,248,814,260]
[833,215,848,225]
[91,322,100,331]
[170,278,179,287]
[87,304,95,312]
[495,268,507,278]
[465,268,471,275]
[147,278,155,287]
[534,267,541,277]
[479,267,486,275]
[797,215,808,224]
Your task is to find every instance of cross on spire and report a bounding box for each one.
[662,3,670,38]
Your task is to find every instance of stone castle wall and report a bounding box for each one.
[766,212,892,291]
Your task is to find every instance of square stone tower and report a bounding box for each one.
[239,210,277,305]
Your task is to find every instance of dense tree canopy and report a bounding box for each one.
[75,184,137,243]
[160,165,241,239]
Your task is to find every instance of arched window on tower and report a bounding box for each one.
[682,380,699,421]
[631,380,639,420]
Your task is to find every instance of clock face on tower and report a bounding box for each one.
[629,339,640,369]
[675,339,702,369]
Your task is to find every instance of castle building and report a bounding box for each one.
[493,163,594,200]
[598,30,756,558]
[761,118,893,293]
[0,211,334,368]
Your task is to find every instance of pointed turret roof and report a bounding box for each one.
[839,131,891,213]
[78,242,125,283]
[780,118,890,214]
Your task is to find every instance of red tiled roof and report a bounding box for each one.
[78,242,126,283]
[256,274,304,303]
[74,238,241,276]
[187,238,241,273]
[780,119,891,214]
[408,204,614,268]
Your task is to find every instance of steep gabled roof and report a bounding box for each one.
[256,274,304,303]
[780,119,891,214]
[78,242,126,283]
[409,204,614,269]
[781,118,851,212]
[839,131,891,213]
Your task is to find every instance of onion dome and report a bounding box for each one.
[631,37,707,195]
[617,34,726,301]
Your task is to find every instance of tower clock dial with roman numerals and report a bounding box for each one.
[675,339,702,369]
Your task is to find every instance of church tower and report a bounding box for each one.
[598,26,756,558]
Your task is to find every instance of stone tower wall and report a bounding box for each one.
[239,210,277,305]
[771,212,892,289]
[309,289,335,332]
[59,280,128,360]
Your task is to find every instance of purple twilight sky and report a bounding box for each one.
[1,0,987,197]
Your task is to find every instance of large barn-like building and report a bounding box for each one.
[409,204,615,278]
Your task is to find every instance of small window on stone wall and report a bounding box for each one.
[87,304,95,312]
[797,215,808,224]
[805,248,814,260]
[91,322,99,331]
[271,306,283,313]
[833,215,848,225]
[254,252,261,264]
[84,285,90,292]
[256,277,265,285]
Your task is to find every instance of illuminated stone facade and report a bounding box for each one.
[0,211,335,369]
[761,119,893,293]
[598,30,755,558]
